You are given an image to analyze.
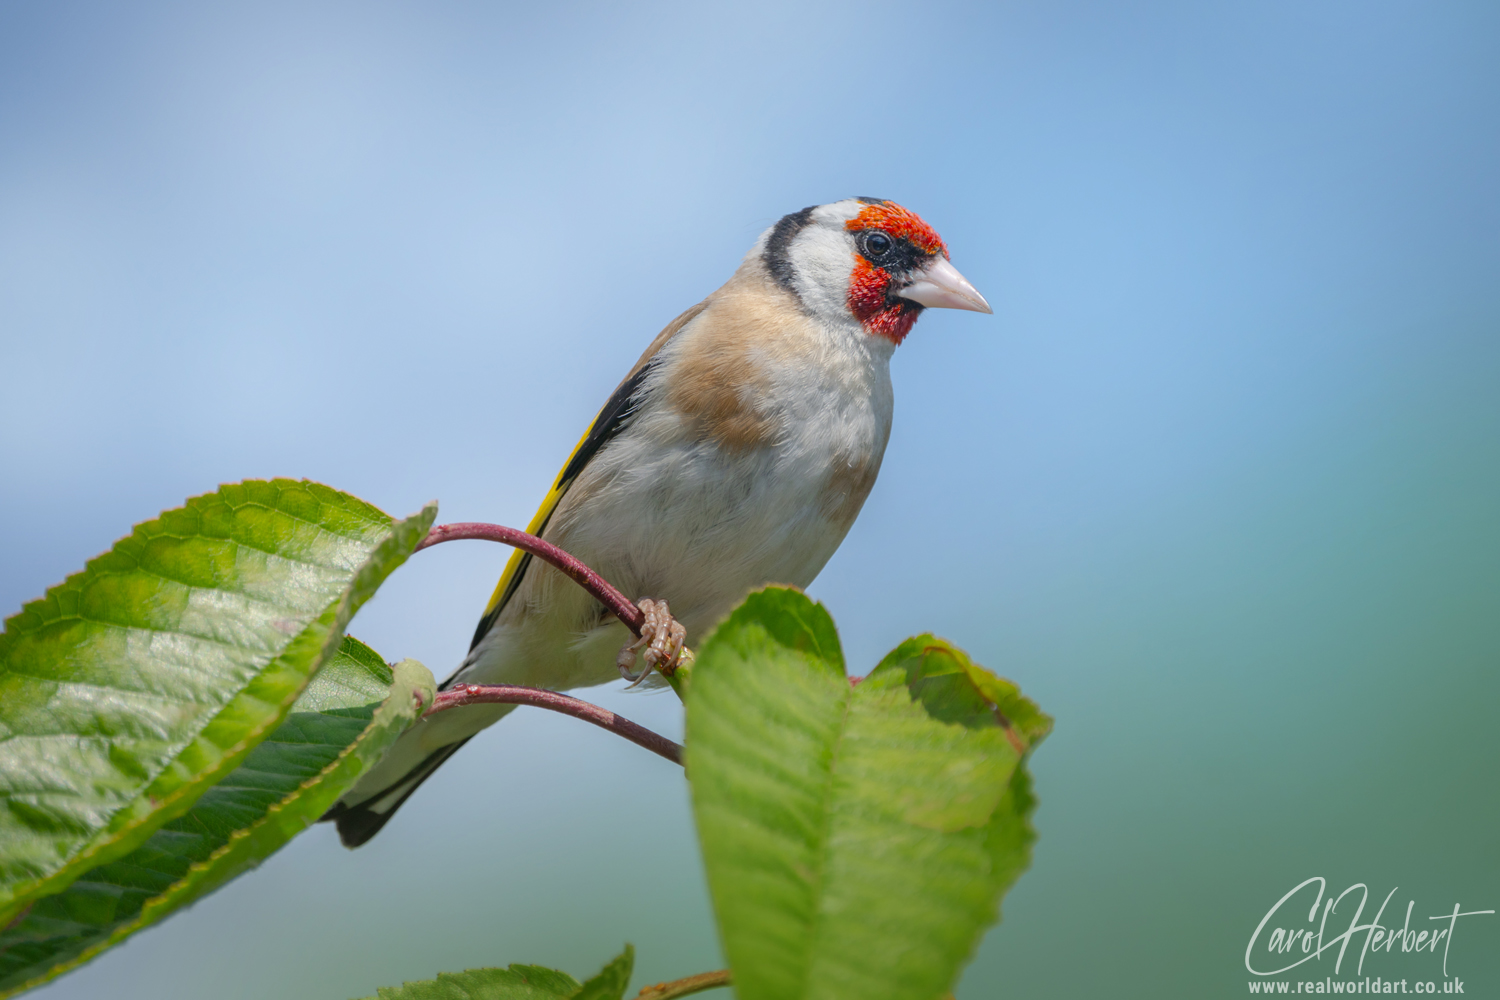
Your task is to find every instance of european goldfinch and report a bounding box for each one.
[327,198,991,846]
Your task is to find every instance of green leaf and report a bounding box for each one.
[569,944,634,1000]
[0,480,437,924]
[685,588,1050,1000]
[0,637,437,997]
[357,946,633,1000]
[362,965,581,1000]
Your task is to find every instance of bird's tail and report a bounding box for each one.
[319,697,516,846]
[319,738,472,847]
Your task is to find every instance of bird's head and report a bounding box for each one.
[760,197,991,345]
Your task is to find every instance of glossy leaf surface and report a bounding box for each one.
[0,637,437,997]
[685,588,1050,1000]
[0,480,436,923]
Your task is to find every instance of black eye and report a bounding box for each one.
[863,231,893,259]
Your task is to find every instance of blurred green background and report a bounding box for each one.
[1,2,1496,997]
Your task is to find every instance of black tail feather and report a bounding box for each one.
[318,738,473,848]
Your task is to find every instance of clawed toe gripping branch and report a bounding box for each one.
[618,598,689,687]
[414,522,689,765]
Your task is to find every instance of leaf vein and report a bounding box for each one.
[796,682,855,994]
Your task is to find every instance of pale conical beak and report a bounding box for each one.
[896,256,992,314]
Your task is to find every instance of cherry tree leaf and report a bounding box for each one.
[0,637,436,997]
[0,480,436,925]
[686,588,1049,1000]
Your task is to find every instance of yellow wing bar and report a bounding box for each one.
[477,417,599,622]
[469,299,710,650]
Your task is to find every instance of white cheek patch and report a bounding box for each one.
[789,219,860,319]
[753,198,881,326]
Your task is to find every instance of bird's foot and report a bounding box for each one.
[617,598,687,688]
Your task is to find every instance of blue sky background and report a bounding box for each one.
[2,2,1497,997]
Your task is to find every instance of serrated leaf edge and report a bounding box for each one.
[0,499,436,923]
[0,659,437,999]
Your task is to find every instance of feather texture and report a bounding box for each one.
[325,198,968,846]
[468,300,712,654]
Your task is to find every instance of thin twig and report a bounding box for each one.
[414,523,683,761]
[416,522,644,633]
[632,970,731,999]
[427,684,682,766]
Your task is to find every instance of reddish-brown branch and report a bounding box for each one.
[414,522,682,763]
[427,683,683,766]
[633,970,731,999]
[416,522,644,634]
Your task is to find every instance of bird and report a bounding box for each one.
[323,197,991,847]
